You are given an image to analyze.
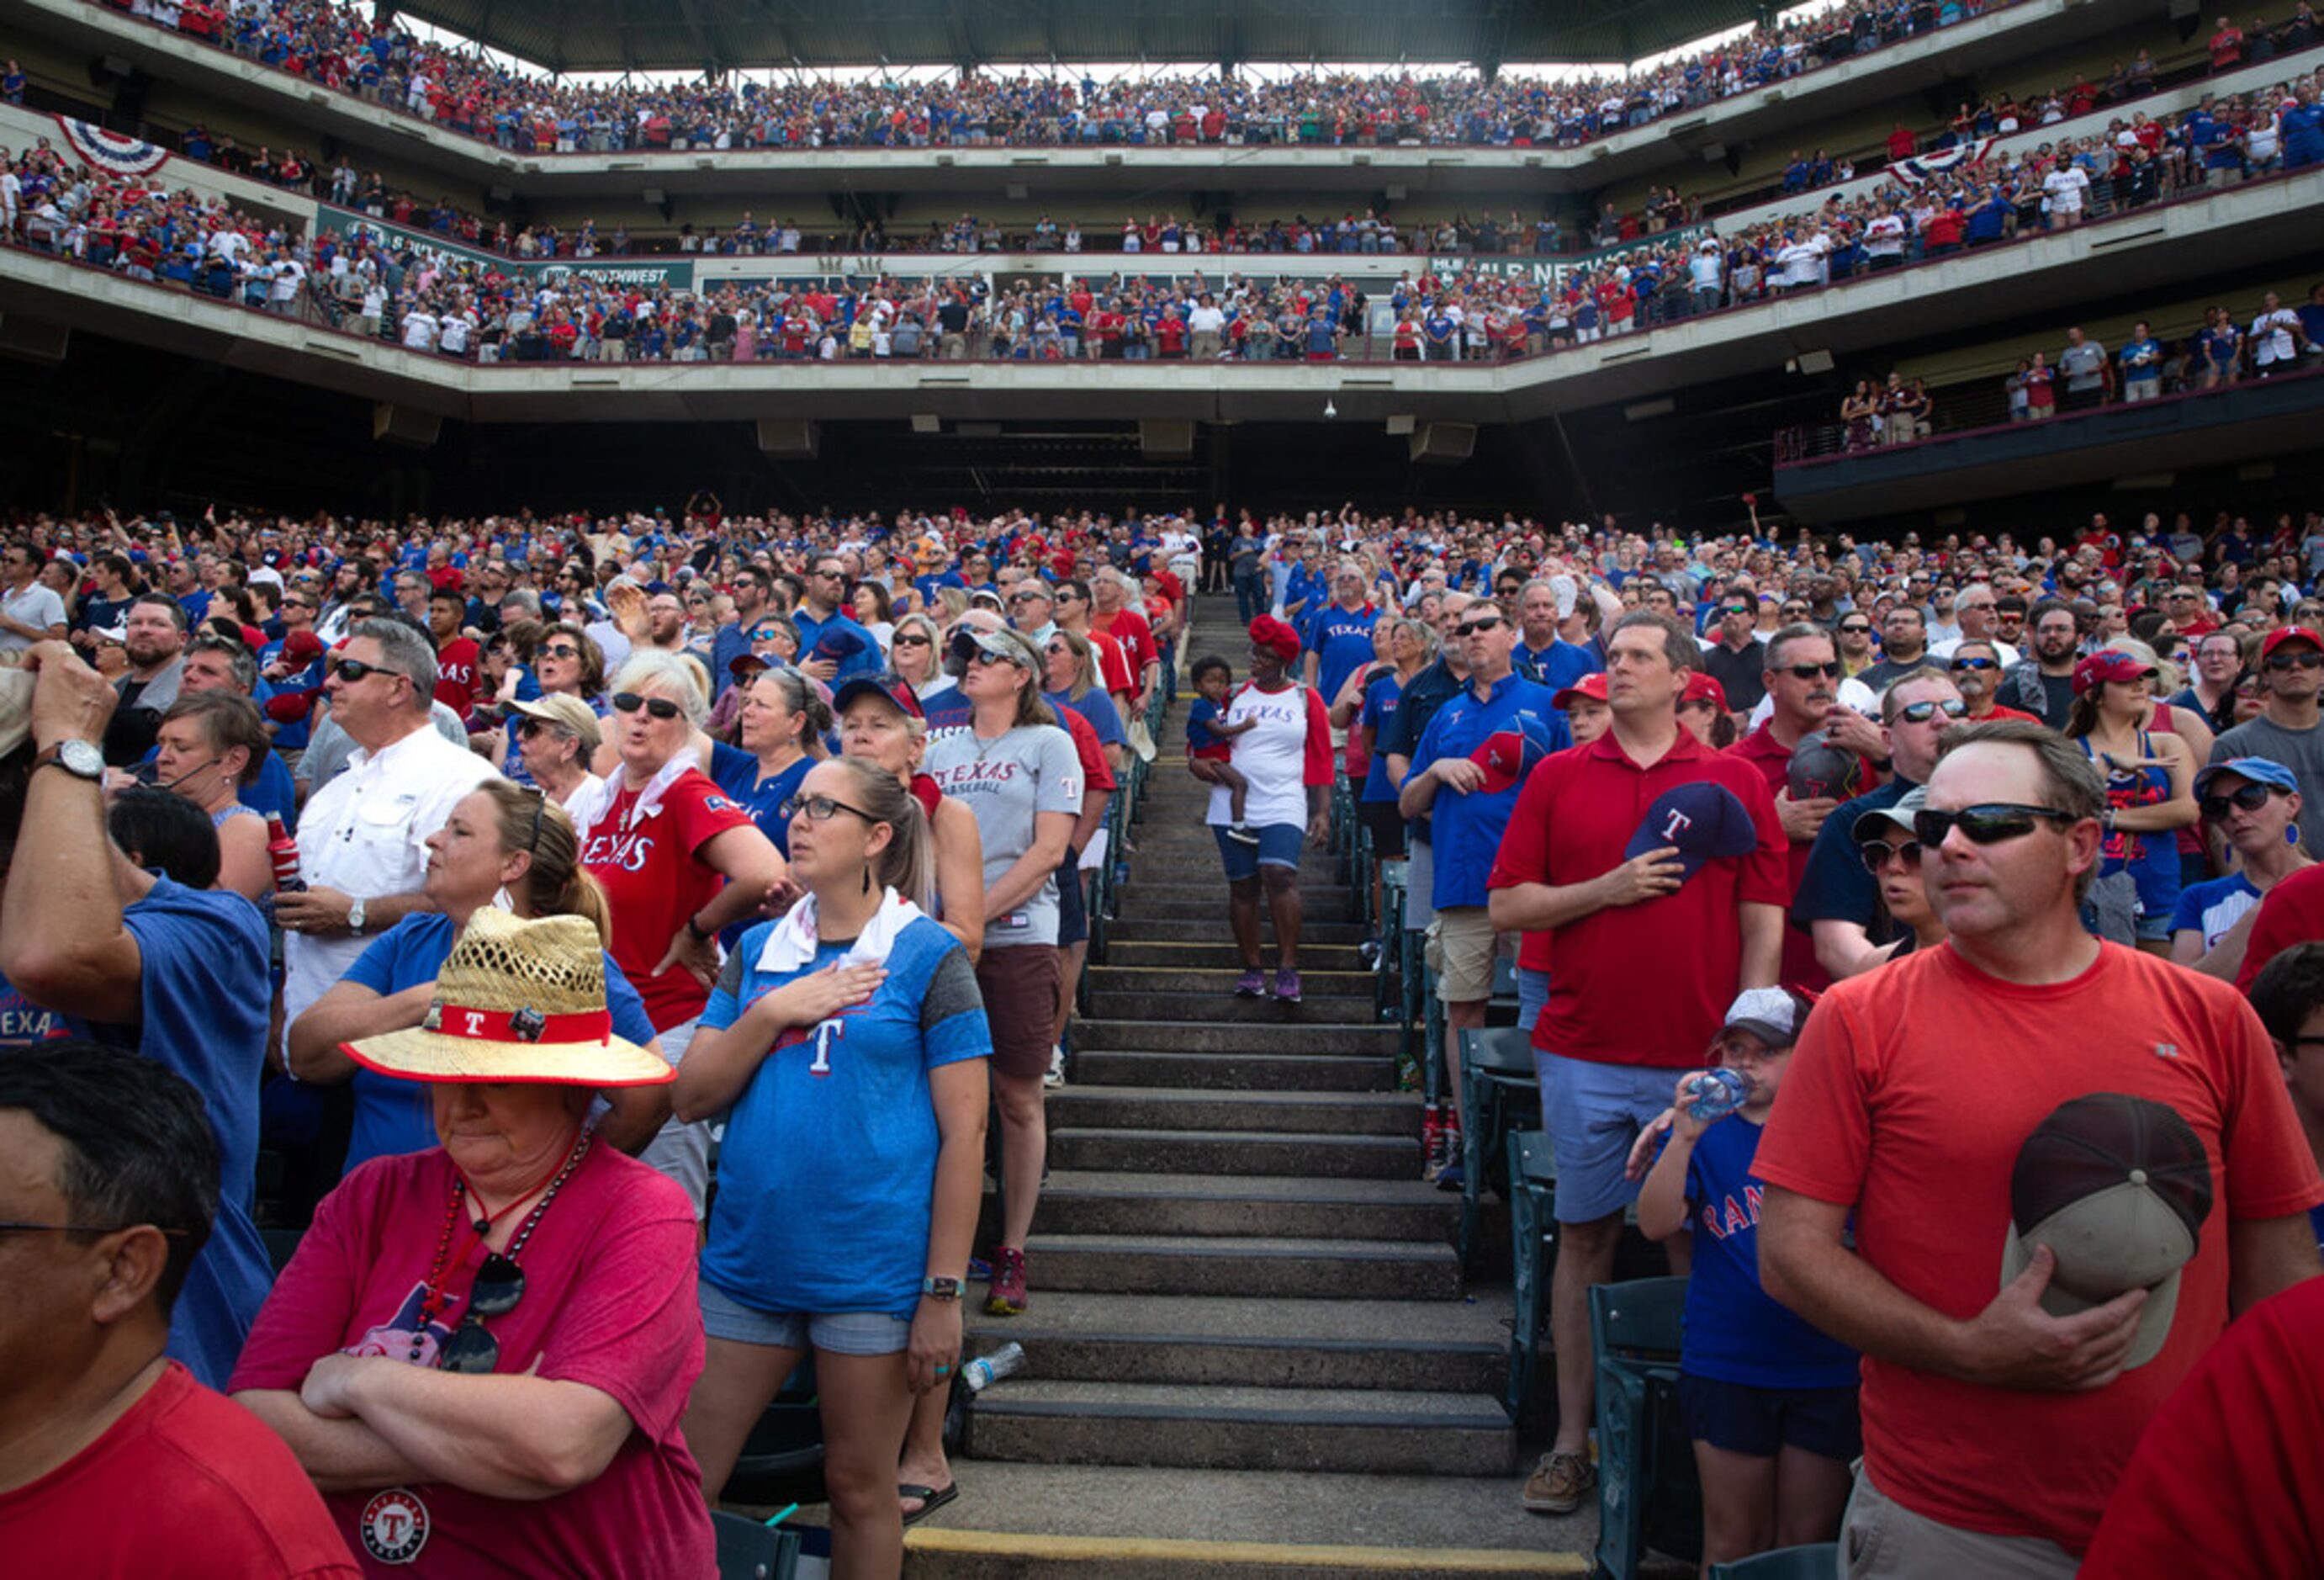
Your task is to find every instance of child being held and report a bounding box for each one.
[1633,987,1861,1576]
[1185,654,1259,845]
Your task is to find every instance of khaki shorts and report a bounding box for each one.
[1430,906,1499,1005]
[1841,1466,2078,1580]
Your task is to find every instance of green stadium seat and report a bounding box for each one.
[1456,1026,1540,1267]
[1503,1128,1557,1420]
[711,1509,801,1580]
[1707,1542,1840,1579]
[1590,1276,1703,1580]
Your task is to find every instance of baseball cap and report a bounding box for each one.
[1855,785,1929,842]
[1625,782,1759,880]
[966,625,1043,671]
[2191,757,2299,799]
[1788,731,1868,802]
[2073,649,2159,695]
[1999,1092,2214,1371]
[832,672,924,720]
[1682,671,1728,711]
[811,628,870,665]
[2262,625,2324,658]
[728,650,773,680]
[1723,986,1813,1049]
[1468,718,1559,796]
[508,693,603,752]
[1554,672,1609,711]
[280,629,326,665]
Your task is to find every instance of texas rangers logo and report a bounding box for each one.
[1660,805,1695,841]
[359,1488,431,1564]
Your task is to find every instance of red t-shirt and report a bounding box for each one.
[2236,862,2324,991]
[432,636,481,720]
[1056,703,1118,795]
[1084,627,1136,697]
[1093,607,1157,689]
[2080,1275,2324,1576]
[1486,730,1788,1049]
[0,1362,359,1578]
[230,1146,713,1578]
[1726,725,1871,991]
[579,769,755,1031]
[1752,943,2323,1554]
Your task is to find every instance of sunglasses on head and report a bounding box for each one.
[1894,697,1968,724]
[1781,661,1840,680]
[2200,782,2277,820]
[437,1252,524,1375]
[2267,650,2324,671]
[611,692,681,720]
[1912,803,2082,847]
[1857,836,1924,873]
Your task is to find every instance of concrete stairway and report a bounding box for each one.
[961,771,1514,1482]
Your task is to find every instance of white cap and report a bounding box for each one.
[1723,987,1808,1047]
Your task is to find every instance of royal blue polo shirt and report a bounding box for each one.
[1305,600,1379,703]
[1410,672,1569,909]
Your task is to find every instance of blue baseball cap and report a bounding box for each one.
[1626,782,1759,881]
[2192,758,2300,799]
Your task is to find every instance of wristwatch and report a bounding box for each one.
[347,897,368,936]
[32,740,103,782]
[920,1276,964,1302]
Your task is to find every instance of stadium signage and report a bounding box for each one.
[1430,224,1709,289]
[323,205,696,289]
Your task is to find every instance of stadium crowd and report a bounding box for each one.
[8,494,2324,1574]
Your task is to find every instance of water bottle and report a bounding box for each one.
[961,1342,1026,1394]
[1685,1069,1751,1122]
[264,813,307,894]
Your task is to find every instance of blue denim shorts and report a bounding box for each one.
[699,1278,911,1355]
[1214,822,1305,880]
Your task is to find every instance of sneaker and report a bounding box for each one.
[1434,1160,1467,1193]
[1273,968,1302,1003]
[1045,1045,1067,1089]
[986,1246,1029,1316]
[1358,938,1383,968]
[1522,1450,1596,1516]
[1226,823,1261,846]
[1234,969,1267,998]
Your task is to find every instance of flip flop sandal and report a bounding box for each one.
[898,1482,961,1528]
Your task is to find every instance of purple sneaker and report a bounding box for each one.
[1273,968,1303,1003]
[1234,969,1267,998]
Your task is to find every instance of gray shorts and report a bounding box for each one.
[640,1015,709,1216]
[698,1278,912,1356]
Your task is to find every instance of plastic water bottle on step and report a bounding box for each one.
[1684,1069,1750,1122]
[961,1342,1026,1394]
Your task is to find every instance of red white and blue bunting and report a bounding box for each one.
[1891,138,1996,186]
[56,116,172,178]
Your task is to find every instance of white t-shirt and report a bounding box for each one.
[2042,167,2089,211]
[2253,308,2301,364]
[1864,215,1908,257]
[0,581,67,654]
[1208,681,1320,830]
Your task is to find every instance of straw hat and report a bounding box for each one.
[341,909,672,1087]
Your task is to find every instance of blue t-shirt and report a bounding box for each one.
[1673,1114,1861,1389]
[78,879,273,1391]
[2170,872,2263,952]
[1187,696,1232,750]
[920,683,972,743]
[1358,671,1405,803]
[790,609,883,679]
[708,742,813,859]
[337,913,659,1174]
[1410,673,1570,909]
[1047,688,1125,752]
[698,915,991,1316]
[1305,602,1380,705]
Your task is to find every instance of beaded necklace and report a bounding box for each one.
[405,1128,592,1365]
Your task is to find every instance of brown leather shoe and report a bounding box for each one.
[1522,1450,1596,1515]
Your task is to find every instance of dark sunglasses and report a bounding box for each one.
[2266,650,2324,671]
[1949,656,1998,671]
[1857,837,1924,873]
[971,647,1024,668]
[1893,697,1968,724]
[514,717,551,740]
[1780,661,1841,680]
[1722,605,1752,618]
[611,692,682,720]
[892,633,932,648]
[1840,623,1871,635]
[781,793,876,824]
[1912,803,2082,847]
[438,1253,524,1375]
[538,642,583,660]
[747,627,787,643]
[1455,615,1506,638]
[2200,782,2277,820]
[328,655,391,683]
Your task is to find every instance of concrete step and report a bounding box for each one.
[966,1380,1513,1477]
[1075,1020,1399,1055]
[1025,1233,1459,1301]
[962,1297,1498,1394]
[1104,920,1374,948]
[1119,845,1344,877]
[1048,1127,1421,1180]
[1086,989,1377,1025]
[1102,941,1369,973]
[891,1462,1600,1577]
[1113,897,1358,925]
[1004,1171,1453,1242]
[1087,967,1374,1001]
[1047,1086,1418,1138]
[1071,1047,1403,1094]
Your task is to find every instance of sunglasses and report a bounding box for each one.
[2200,782,2277,820]
[1911,803,2083,847]
[514,717,553,740]
[328,655,393,684]
[611,692,682,720]
[438,1253,524,1375]
[781,793,876,824]
[1857,837,1924,873]
[1840,623,1871,635]
[1893,697,1968,724]
[1010,590,1051,604]
[2266,650,2324,671]
[971,647,1024,667]
[1455,616,1506,638]
[892,633,931,648]
[1780,661,1841,680]
[1950,656,1998,671]
[1723,606,1753,618]
[538,643,582,660]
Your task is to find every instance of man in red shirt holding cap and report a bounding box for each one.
[1490,611,1787,1516]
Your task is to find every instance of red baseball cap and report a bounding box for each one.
[1682,671,1729,710]
[2263,626,2323,658]
[2073,650,2160,695]
[1554,673,1610,711]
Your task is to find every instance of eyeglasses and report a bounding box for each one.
[1455,616,1505,638]
[2200,782,2277,820]
[892,633,931,648]
[1911,803,2083,847]
[1893,697,1968,724]
[1949,656,1998,671]
[2266,650,2324,671]
[538,643,582,660]
[611,692,682,720]
[1857,837,1924,873]
[780,793,877,824]
[439,1253,525,1375]
[1780,661,1840,679]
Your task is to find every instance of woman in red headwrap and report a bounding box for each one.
[1204,618,1335,1003]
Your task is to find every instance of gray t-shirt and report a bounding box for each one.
[2061,341,2108,392]
[2211,715,2324,854]
[924,723,1083,948]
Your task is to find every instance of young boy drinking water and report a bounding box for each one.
[1186,654,1259,844]
[1633,988,1861,1577]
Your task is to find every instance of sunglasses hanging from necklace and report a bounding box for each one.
[410,1127,592,1373]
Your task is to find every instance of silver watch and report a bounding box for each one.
[347,897,368,936]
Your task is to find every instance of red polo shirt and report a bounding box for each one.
[1488,729,1787,1065]
[1726,725,1874,990]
